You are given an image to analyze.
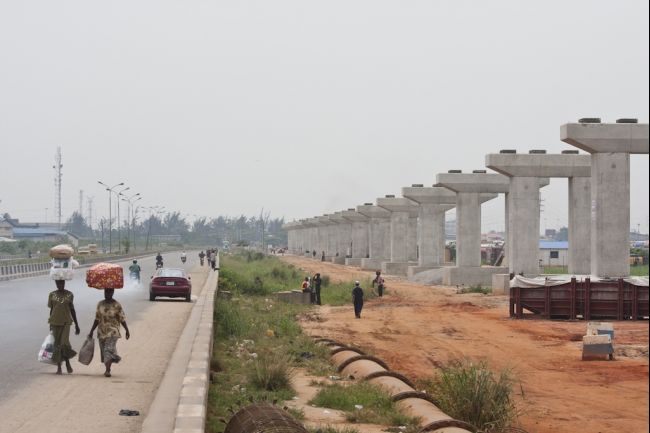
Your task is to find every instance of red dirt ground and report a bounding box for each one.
[282,256,649,433]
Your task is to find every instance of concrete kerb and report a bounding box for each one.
[141,255,219,433]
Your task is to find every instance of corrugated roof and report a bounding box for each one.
[539,240,568,249]
[12,228,68,236]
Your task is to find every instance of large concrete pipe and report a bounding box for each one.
[317,338,475,433]
[224,403,308,433]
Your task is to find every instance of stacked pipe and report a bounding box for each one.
[316,337,475,433]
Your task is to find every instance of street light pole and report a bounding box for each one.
[122,193,141,252]
[98,181,124,254]
[116,186,130,253]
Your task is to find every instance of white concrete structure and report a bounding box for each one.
[376,195,419,276]
[327,212,352,264]
[486,150,591,275]
[341,209,369,266]
[435,171,509,286]
[561,119,649,277]
[356,203,391,270]
[402,185,456,276]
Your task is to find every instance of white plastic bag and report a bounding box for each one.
[78,337,95,365]
[38,332,56,364]
[49,257,79,281]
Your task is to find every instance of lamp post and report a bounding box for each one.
[121,193,141,252]
[115,186,130,253]
[145,206,165,251]
[132,200,144,251]
[98,181,124,253]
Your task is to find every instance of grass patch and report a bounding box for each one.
[320,278,376,306]
[310,382,420,427]
[422,359,520,433]
[457,285,492,295]
[630,264,649,276]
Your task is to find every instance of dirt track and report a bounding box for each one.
[282,256,649,433]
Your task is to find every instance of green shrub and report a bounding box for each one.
[248,352,295,392]
[430,360,519,433]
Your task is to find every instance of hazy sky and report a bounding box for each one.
[1,1,648,232]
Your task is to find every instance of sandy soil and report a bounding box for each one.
[0,266,208,433]
[282,255,650,433]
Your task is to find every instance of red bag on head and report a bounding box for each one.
[86,262,124,289]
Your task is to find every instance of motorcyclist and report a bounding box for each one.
[181,251,187,263]
[128,260,141,282]
[198,250,205,266]
[155,252,163,268]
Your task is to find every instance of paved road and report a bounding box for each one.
[0,251,202,402]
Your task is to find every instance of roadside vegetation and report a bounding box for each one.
[208,251,377,432]
[418,359,521,433]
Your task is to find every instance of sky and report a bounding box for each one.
[0,0,648,233]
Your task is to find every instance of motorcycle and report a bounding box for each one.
[156,260,163,269]
[181,256,187,264]
[129,271,140,283]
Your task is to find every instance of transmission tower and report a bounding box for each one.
[87,197,94,230]
[53,147,63,229]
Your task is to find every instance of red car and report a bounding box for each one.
[149,268,192,302]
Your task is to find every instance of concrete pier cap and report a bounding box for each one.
[560,118,649,154]
[376,195,419,214]
[357,203,391,219]
[401,185,457,205]
[435,170,510,193]
[341,209,368,222]
[486,152,591,178]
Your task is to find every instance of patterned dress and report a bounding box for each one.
[95,300,126,363]
[48,290,77,362]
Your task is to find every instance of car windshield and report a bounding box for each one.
[158,269,185,278]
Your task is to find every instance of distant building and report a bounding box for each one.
[544,229,557,238]
[0,217,78,246]
[539,240,568,267]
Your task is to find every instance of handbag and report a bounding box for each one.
[78,336,95,365]
[38,332,56,364]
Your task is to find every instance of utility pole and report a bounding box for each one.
[53,147,63,229]
[79,190,84,215]
[87,197,94,231]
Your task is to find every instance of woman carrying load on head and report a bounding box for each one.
[88,289,130,377]
[48,280,81,374]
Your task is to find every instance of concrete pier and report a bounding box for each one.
[435,171,509,286]
[377,195,419,275]
[326,213,351,263]
[402,186,456,276]
[341,209,369,266]
[561,119,649,277]
[357,203,391,270]
[317,215,337,259]
[486,150,591,275]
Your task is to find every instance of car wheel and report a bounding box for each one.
[185,292,191,302]
[149,292,155,301]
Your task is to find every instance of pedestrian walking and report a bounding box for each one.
[313,273,322,305]
[372,270,385,297]
[211,253,217,270]
[88,289,130,377]
[352,281,364,318]
[47,280,81,374]
[321,251,325,261]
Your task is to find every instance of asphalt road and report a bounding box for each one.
[0,251,201,402]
